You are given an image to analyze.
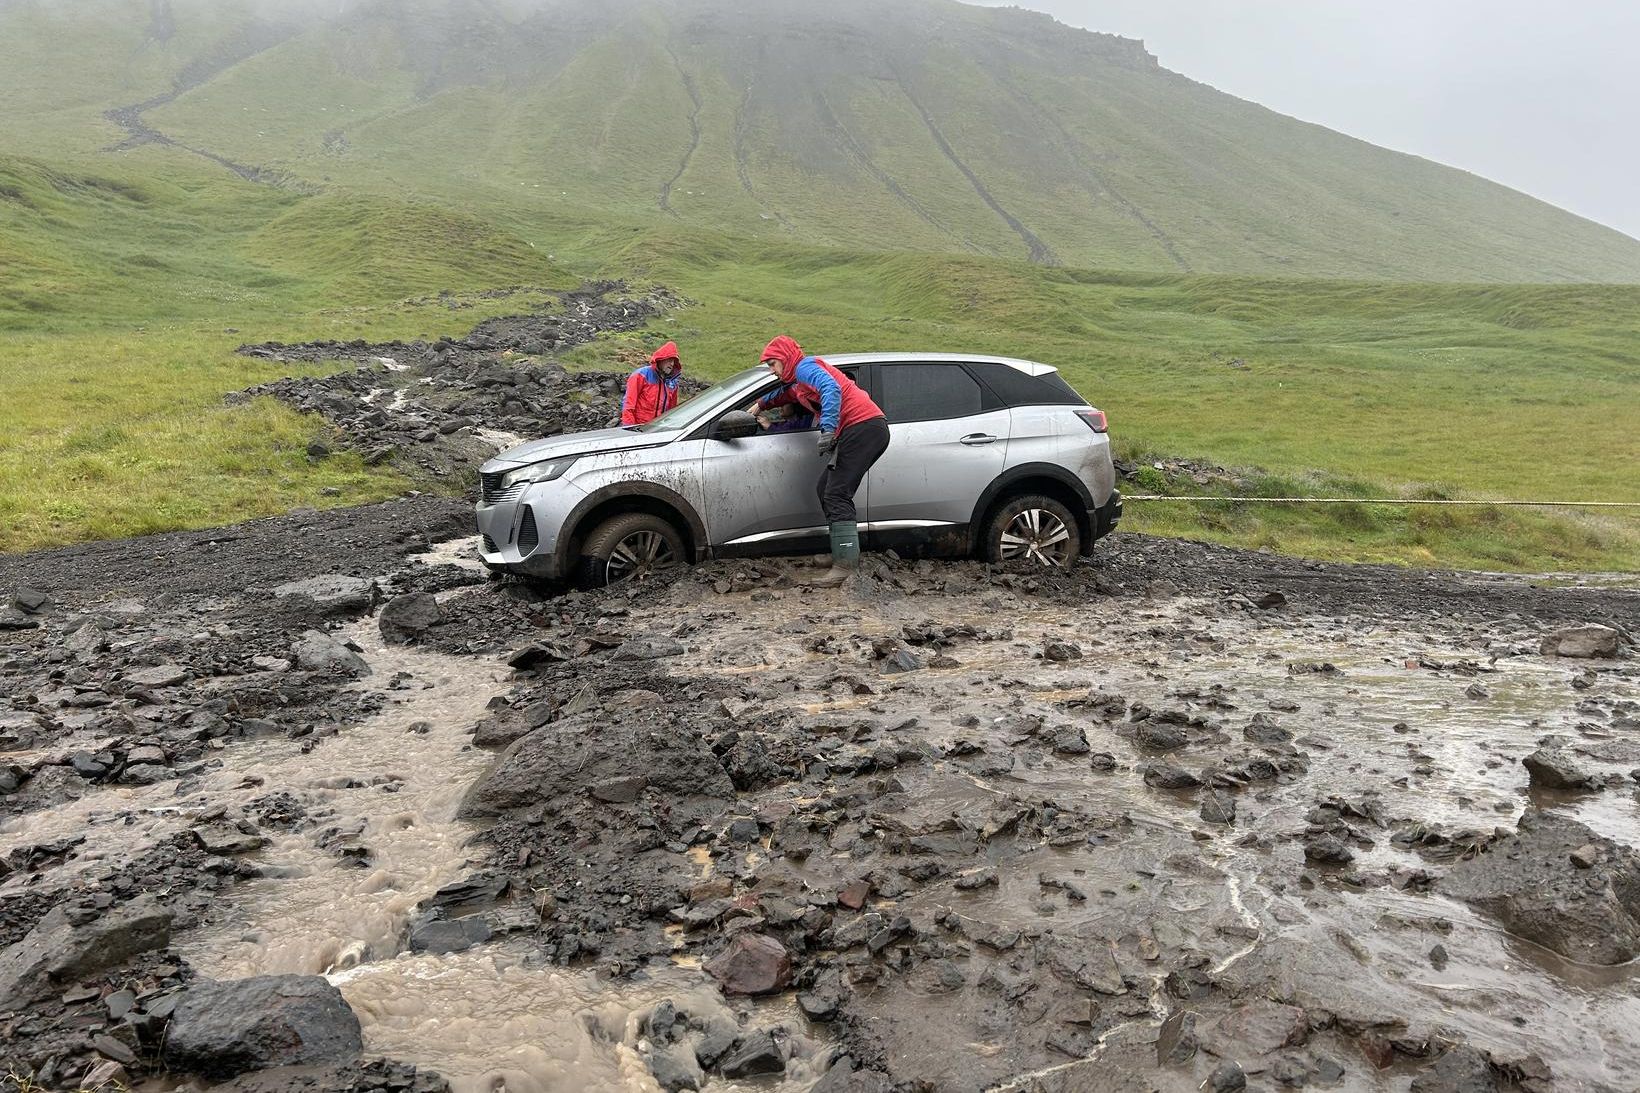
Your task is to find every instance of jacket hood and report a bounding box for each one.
[649,341,682,374]
[760,335,805,383]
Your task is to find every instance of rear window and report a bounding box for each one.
[878,363,985,422]
[970,363,1085,407]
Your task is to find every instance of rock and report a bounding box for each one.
[1208,1000,1308,1056]
[1156,1010,1199,1065]
[798,969,846,1019]
[1254,591,1287,610]
[0,608,41,630]
[1539,625,1621,659]
[272,575,376,616]
[12,587,50,614]
[1443,812,1640,964]
[506,642,572,670]
[1137,723,1189,752]
[704,933,792,995]
[0,896,172,1009]
[1521,748,1596,791]
[1047,725,1090,755]
[881,649,923,674]
[1206,1060,1247,1092]
[379,593,443,644]
[1305,834,1355,865]
[718,1031,784,1078]
[192,824,266,855]
[1200,790,1236,825]
[91,1032,138,1065]
[1142,762,1201,789]
[1570,843,1601,869]
[407,915,492,954]
[460,717,732,817]
[812,1057,893,1093]
[614,636,685,661]
[164,975,363,1078]
[648,1045,705,1091]
[1410,1045,1499,1092]
[1043,640,1082,662]
[291,630,371,677]
[1243,714,1292,746]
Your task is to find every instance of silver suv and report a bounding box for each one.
[476,354,1121,585]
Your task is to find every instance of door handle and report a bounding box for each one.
[959,433,999,446]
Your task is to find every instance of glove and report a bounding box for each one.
[817,430,838,455]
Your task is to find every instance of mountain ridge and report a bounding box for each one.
[2,0,1639,282]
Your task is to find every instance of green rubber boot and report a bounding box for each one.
[806,522,860,588]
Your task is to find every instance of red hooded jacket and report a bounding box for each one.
[757,335,883,434]
[621,342,683,426]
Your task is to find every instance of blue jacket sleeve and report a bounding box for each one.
[794,360,841,432]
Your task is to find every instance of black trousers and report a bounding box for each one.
[817,416,891,523]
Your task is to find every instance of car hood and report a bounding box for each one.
[481,427,665,472]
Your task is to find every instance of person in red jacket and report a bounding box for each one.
[751,335,890,587]
[620,342,684,426]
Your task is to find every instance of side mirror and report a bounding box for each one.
[713,410,759,441]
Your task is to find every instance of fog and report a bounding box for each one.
[967,0,1640,240]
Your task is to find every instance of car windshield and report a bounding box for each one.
[632,366,771,434]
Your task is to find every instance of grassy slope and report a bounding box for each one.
[0,0,1636,567]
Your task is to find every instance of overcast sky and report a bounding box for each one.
[967,0,1640,240]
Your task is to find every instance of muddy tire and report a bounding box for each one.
[983,495,1081,567]
[575,512,687,588]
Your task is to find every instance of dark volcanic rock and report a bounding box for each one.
[1200,790,1237,825]
[164,974,363,1078]
[1521,747,1596,791]
[291,630,371,677]
[1142,762,1201,789]
[460,716,732,817]
[718,1030,784,1078]
[1409,1046,1499,1093]
[273,575,376,616]
[704,933,792,995]
[1443,812,1640,964]
[0,895,172,1009]
[379,593,443,644]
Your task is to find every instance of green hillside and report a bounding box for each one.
[3,0,1639,282]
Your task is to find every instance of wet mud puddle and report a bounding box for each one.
[652,583,1640,1089]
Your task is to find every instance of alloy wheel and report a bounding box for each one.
[604,530,680,583]
[999,508,1074,567]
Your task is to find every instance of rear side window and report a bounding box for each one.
[970,363,1085,407]
[878,364,985,422]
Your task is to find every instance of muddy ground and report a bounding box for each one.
[3,297,1640,1093]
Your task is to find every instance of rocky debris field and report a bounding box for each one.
[2,488,1638,1092]
[232,281,693,481]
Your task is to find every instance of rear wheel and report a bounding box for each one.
[575,512,687,588]
[983,495,1081,568]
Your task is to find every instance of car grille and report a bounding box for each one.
[480,534,499,554]
[479,471,524,504]
[517,506,539,555]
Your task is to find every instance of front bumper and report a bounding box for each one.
[475,481,584,579]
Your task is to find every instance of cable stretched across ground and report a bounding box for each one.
[1124,496,1640,509]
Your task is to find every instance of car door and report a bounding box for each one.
[864,362,1008,545]
[696,377,833,554]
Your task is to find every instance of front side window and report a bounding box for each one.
[878,364,985,422]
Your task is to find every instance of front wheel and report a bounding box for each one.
[575,512,687,588]
[983,495,1082,568]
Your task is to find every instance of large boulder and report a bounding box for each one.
[272,575,376,617]
[704,934,792,995]
[0,896,172,1010]
[1521,747,1596,791]
[1442,812,1640,964]
[163,975,363,1078]
[459,715,733,818]
[378,593,443,644]
[291,630,371,677]
[1539,625,1621,659]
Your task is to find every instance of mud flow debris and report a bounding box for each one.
[4,294,1639,1090]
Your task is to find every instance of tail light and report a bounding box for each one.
[1075,409,1108,433]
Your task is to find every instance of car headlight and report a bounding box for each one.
[501,456,578,490]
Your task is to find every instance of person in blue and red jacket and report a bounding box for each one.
[620,342,684,426]
[750,335,890,587]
